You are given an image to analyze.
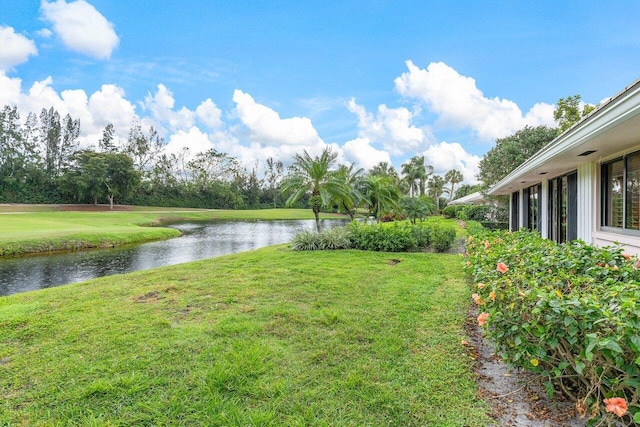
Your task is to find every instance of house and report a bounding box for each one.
[488,78,640,254]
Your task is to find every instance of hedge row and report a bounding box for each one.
[466,230,640,425]
[443,204,508,230]
[291,222,457,253]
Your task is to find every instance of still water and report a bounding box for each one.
[0,219,348,296]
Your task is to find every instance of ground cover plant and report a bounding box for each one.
[466,230,640,425]
[0,247,491,426]
[0,207,346,257]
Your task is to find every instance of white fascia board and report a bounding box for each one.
[488,80,640,195]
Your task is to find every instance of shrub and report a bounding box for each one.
[349,222,417,252]
[466,230,640,424]
[290,230,321,251]
[430,225,456,252]
[442,205,457,219]
[318,226,351,250]
[291,227,352,251]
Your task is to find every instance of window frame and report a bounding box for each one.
[601,151,640,234]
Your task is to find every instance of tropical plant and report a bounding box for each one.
[427,175,448,210]
[402,195,436,224]
[333,163,364,221]
[401,155,433,197]
[444,169,464,202]
[281,147,346,232]
[369,161,398,178]
[467,230,640,424]
[359,174,401,222]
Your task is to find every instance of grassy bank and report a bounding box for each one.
[0,247,491,426]
[0,207,346,257]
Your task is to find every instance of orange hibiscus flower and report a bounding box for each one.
[604,397,628,417]
[477,312,489,326]
[496,262,508,274]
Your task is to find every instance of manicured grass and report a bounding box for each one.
[0,208,346,256]
[0,248,491,426]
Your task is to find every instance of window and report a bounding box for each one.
[549,172,577,243]
[602,152,640,230]
[523,184,541,232]
[510,191,519,231]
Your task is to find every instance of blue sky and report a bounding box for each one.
[1,1,639,183]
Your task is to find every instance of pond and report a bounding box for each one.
[0,219,349,296]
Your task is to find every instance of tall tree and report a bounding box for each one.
[444,169,464,202]
[427,175,447,210]
[554,95,596,133]
[61,150,140,209]
[281,147,345,232]
[264,156,284,208]
[477,125,558,190]
[39,107,62,182]
[187,149,239,190]
[123,120,164,176]
[0,106,24,185]
[59,114,80,173]
[401,155,433,197]
[99,123,117,153]
[369,161,397,178]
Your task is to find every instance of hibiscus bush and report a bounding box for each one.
[466,230,640,425]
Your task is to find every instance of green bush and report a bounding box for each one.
[442,205,457,219]
[349,222,417,252]
[466,230,640,424]
[430,225,456,252]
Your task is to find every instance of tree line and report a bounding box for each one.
[0,105,468,215]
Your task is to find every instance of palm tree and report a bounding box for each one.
[402,156,433,197]
[401,160,419,197]
[444,169,464,202]
[369,161,398,178]
[360,174,401,222]
[281,147,346,232]
[402,195,437,224]
[333,163,364,221]
[427,175,447,210]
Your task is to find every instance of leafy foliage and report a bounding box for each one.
[290,230,321,251]
[281,147,348,232]
[554,95,597,133]
[346,221,457,253]
[402,195,436,224]
[466,230,640,424]
[430,225,456,252]
[477,125,558,190]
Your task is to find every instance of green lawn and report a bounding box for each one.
[0,247,491,426]
[0,208,347,256]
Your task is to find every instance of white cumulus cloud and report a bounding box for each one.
[343,137,391,170]
[422,141,480,185]
[347,98,431,156]
[196,98,223,129]
[395,60,555,141]
[233,89,323,146]
[40,0,119,60]
[142,84,195,132]
[0,26,38,70]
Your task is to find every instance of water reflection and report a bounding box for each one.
[0,219,348,296]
